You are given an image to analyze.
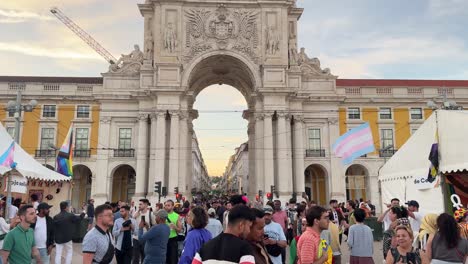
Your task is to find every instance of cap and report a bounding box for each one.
[37,202,53,211]
[405,200,419,208]
[207,208,216,216]
[155,209,168,219]
[263,205,273,214]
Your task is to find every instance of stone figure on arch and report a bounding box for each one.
[164,22,177,53]
[288,37,298,65]
[266,26,280,55]
[109,44,144,73]
[144,30,154,60]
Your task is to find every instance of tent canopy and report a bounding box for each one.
[379,110,468,213]
[0,123,70,182]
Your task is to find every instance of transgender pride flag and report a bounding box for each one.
[332,123,375,165]
[0,142,15,167]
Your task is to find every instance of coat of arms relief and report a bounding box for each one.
[184,5,259,63]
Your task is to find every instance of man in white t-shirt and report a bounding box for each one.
[406,200,424,244]
[263,205,287,264]
[132,199,156,263]
[377,198,400,231]
[32,203,54,264]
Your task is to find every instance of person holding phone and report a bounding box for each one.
[133,199,156,264]
[385,225,421,264]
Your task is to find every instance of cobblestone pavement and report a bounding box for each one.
[61,240,384,264]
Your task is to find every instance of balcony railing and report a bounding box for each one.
[306,149,326,157]
[74,149,91,158]
[35,149,55,157]
[113,148,135,157]
[379,148,397,158]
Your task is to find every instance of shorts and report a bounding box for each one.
[88,217,94,224]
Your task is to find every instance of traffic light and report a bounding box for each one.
[176,193,182,202]
[270,185,275,195]
[174,187,179,195]
[162,187,167,197]
[266,192,273,201]
[259,190,263,197]
[154,181,162,195]
[255,194,260,201]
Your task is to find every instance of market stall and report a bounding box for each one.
[0,123,71,215]
[379,110,468,214]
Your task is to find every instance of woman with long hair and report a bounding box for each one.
[178,207,212,264]
[422,213,468,264]
[386,225,421,264]
[382,206,410,258]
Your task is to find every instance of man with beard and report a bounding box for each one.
[246,208,271,264]
[263,206,287,264]
[113,205,137,264]
[31,203,55,264]
[297,206,330,264]
[2,205,42,263]
[193,205,255,264]
[164,200,183,264]
[82,204,115,264]
[133,199,156,263]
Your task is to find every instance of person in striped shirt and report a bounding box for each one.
[297,206,330,264]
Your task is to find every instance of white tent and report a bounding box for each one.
[0,122,70,182]
[379,110,468,214]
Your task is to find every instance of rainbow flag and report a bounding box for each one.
[332,122,375,165]
[0,142,15,167]
[57,127,73,177]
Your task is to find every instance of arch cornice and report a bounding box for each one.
[180,50,262,94]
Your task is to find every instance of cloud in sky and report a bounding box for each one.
[0,9,54,23]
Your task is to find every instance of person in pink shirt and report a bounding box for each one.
[271,200,288,264]
[297,206,330,264]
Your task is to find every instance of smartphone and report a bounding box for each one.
[263,234,269,239]
[141,215,146,222]
[406,252,416,264]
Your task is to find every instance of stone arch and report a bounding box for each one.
[304,164,329,206]
[345,164,369,202]
[111,164,136,203]
[71,164,92,211]
[181,51,261,100]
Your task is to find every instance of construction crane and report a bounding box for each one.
[50,7,117,64]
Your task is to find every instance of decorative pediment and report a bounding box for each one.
[184,5,259,63]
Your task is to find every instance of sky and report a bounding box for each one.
[1,0,468,175]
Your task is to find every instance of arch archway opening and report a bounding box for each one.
[111,165,136,203]
[188,54,254,196]
[345,164,369,202]
[304,164,328,206]
[71,164,92,211]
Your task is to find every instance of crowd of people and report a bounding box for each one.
[0,194,467,263]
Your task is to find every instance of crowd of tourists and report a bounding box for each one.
[0,194,467,264]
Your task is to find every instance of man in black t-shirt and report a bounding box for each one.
[193,205,256,264]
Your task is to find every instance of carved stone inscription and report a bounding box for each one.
[184,4,259,62]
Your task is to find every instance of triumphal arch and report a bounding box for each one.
[94,0,347,204]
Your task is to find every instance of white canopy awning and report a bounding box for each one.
[0,122,70,182]
[379,110,468,213]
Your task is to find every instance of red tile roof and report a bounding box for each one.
[0,76,103,84]
[336,79,468,87]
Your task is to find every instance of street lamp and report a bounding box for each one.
[5,91,37,220]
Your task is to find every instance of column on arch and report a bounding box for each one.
[243,110,256,197]
[263,112,274,193]
[168,111,180,196]
[254,113,264,197]
[293,115,305,195]
[276,112,293,198]
[134,113,149,199]
[178,111,189,197]
[94,117,111,204]
[149,111,167,195]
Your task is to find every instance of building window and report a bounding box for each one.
[381,129,394,149]
[308,129,321,150]
[348,108,360,119]
[410,108,423,119]
[75,128,89,149]
[411,128,418,134]
[6,127,15,138]
[40,128,55,150]
[77,105,90,118]
[379,108,392,119]
[8,111,14,118]
[42,105,56,118]
[118,128,132,149]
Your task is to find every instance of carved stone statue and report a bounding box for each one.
[298,47,331,76]
[144,31,154,60]
[164,23,177,53]
[108,44,144,74]
[288,38,298,65]
[266,26,280,55]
